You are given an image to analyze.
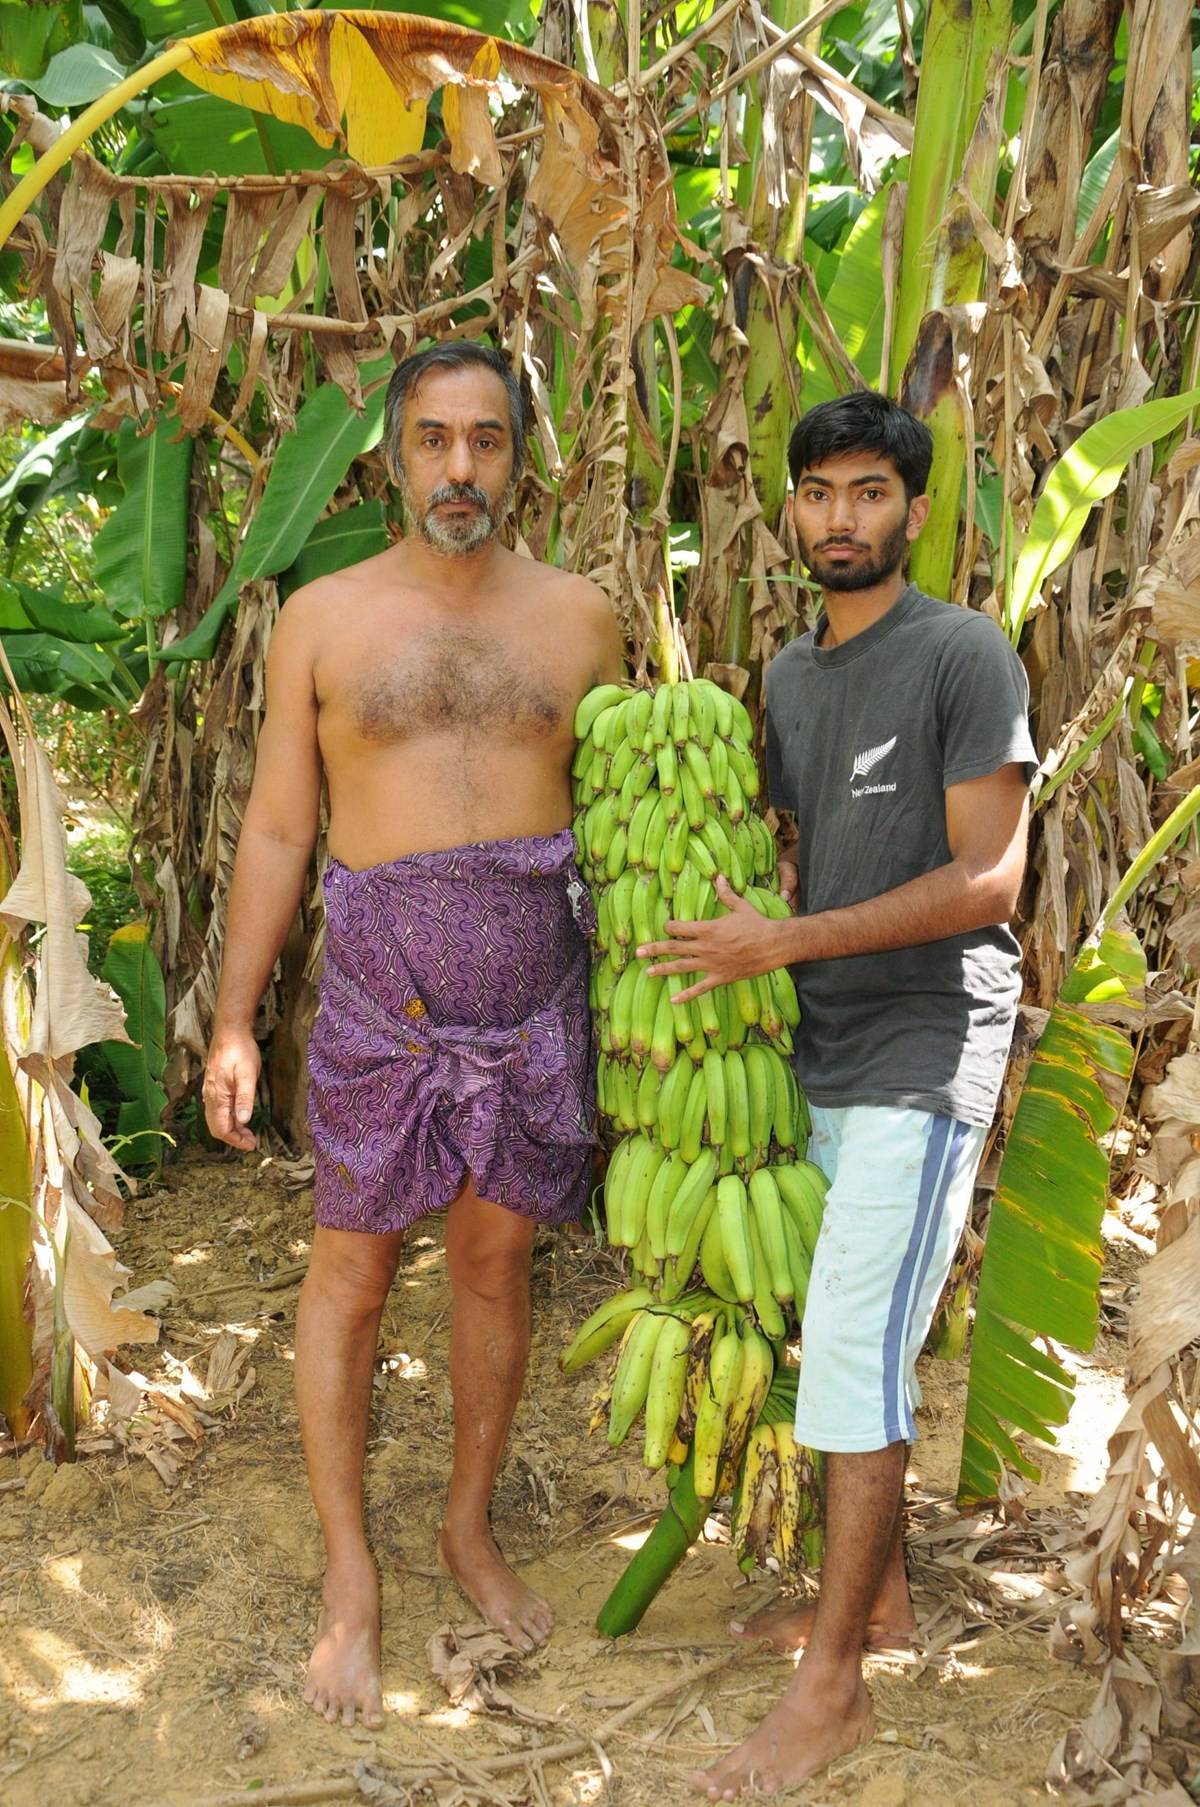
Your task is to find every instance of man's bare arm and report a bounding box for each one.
[641,764,1030,1001]
[204,596,323,1147]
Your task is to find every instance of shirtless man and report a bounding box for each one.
[203,343,622,1728]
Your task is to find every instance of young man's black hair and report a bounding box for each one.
[787,391,933,502]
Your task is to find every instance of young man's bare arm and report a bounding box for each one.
[204,595,324,1149]
[640,764,1029,999]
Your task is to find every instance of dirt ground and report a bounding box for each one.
[0,1154,1141,1807]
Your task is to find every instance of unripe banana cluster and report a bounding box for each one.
[731,1367,825,1577]
[563,679,828,1574]
[560,1285,776,1499]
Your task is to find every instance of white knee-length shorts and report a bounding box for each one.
[794,1104,986,1454]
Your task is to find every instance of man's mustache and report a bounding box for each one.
[426,482,492,512]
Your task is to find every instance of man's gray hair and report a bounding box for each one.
[383,342,528,477]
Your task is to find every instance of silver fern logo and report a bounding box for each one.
[850,735,897,784]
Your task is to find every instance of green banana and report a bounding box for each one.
[650,682,674,747]
[648,979,677,1072]
[769,964,802,1027]
[697,984,722,1045]
[691,683,717,748]
[621,1134,666,1251]
[774,1161,827,1260]
[655,739,679,797]
[588,792,619,864]
[679,764,706,830]
[661,1184,717,1303]
[643,1310,692,1469]
[682,738,716,799]
[665,1146,719,1256]
[723,765,746,824]
[702,1048,727,1147]
[629,964,661,1060]
[574,682,629,741]
[643,796,670,870]
[747,1210,788,1339]
[694,1327,746,1497]
[608,868,638,945]
[665,811,690,874]
[744,1044,776,1157]
[655,1053,694,1150]
[607,1308,664,1445]
[699,1204,739,1302]
[671,682,692,746]
[602,1136,636,1245]
[610,1057,638,1131]
[779,1206,812,1321]
[627,687,654,745]
[732,977,760,1028]
[771,1052,800,1151]
[678,1062,709,1164]
[645,1149,690,1260]
[706,682,735,739]
[572,735,596,786]
[605,737,638,795]
[561,1283,654,1373]
[626,790,659,868]
[630,875,661,951]
[728,694,754,744]
[708,732,729,792]
[603,822,628,884]
[728,740,761,798]
[724,1048,751,1159]
[635,1059,664,1129]
[607,960,639,1054]
[748,1168,792,1301]
[717,1174,756,1303]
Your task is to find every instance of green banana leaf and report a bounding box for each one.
[958,785,1200,1503]
[0,633,131,709]
[161,362,391,664]
[0,0,82,80]
[0,839,34,1440]
[956,919,1141,1504]
[142,86,343,181]
[24,39,125,104]
[0,579,126,644]
[282,500,390,595]
[798,184,891,412]
[93,410,193,623]
[97,923,168,1164]
[1006,383,1200,642]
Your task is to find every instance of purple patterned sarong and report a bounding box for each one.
[308,830,596,1233]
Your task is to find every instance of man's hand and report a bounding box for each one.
[638,875,786,1004]
[778,858,799,912]
[203,1027,261,1151]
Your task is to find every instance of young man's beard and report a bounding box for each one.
[798,514,911,593]
[396,467,516,556]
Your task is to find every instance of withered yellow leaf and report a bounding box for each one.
[327,16,427,165]
[443,38,503,186]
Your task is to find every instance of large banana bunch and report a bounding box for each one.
[730,1365,825,1577]
[564,677,828,1586]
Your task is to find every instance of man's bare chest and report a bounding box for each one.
[338,625,569,744]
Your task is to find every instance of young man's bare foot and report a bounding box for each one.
[730,1594,915,1656]
[437,1523,553,1653]
[687,1661,875,1799]
[303,1559,384,1728]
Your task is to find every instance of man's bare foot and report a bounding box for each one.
[437,1523,553,1653]
[687,1662,875,1798]
[303,1559,385,1728]
[730,1595,915,1656]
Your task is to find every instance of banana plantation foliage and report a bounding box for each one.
[0,0,1198,1794]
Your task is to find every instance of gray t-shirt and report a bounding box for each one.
[764,584,1037,1129]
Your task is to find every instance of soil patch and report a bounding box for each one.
[0,1155,1131,1806]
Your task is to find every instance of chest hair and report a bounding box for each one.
[353,627,565,742]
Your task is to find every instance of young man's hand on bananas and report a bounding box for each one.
[638,874,796,1004]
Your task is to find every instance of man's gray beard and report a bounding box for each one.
[397,468,515,557]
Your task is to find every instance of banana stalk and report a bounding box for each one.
[720,0,816,671]
[890,0,1013,601]
[0,837,34,1438]
[595,1447,706,1637]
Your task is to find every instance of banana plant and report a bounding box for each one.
[96,922,169,1169]
[957,783,1200,1504]
[0,834,34,1439]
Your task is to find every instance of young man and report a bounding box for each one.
[203,343,623,1728]
[640,390,1036,1796]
